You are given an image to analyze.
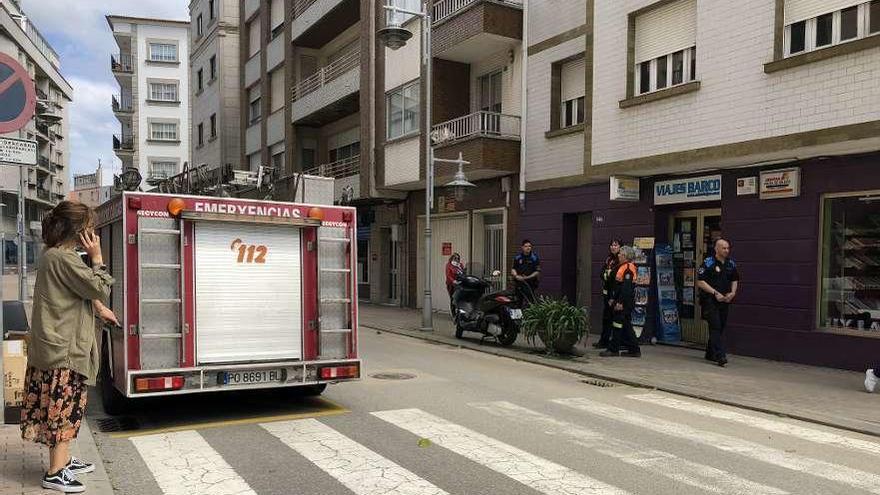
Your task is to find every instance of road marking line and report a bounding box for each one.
[627,393,880,456]
[261,418,448,495]
[471,401,788,495]
[554,397,880,494]
[373,408,631,495]
[131,430,257,495]
[110,401,348,438]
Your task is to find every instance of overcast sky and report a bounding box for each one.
[23,0,189,184]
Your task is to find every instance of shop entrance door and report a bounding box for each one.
[669,209,722,346]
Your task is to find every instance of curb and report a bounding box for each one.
[72,420,115,495]
[363,322,880,439]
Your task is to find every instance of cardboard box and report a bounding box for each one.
[3,338,28,408]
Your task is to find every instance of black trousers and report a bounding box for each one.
[704,301,730,360]
[597,296,613,345]
[609,310,640,354]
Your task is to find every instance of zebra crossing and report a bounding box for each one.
[124,393,880,495]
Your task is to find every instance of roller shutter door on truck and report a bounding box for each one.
[195,222,303,363]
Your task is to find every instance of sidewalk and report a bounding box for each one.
[359,303,880,438]
[0,421,113,495]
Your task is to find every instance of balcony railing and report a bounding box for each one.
[431,111,521,144]
[113,134,135,151]
[432,0,522,23]
[304,154,360,179]
[291,0,319,19]
[21,17,60,69]
[37,156,50,171]
[112,94,133,113]
[291,49,360,102]
[111,53,134,73]
[36,188,50,201]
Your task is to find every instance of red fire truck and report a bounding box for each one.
[95,192,361,414]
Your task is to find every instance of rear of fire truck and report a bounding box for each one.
[96,192,360,414]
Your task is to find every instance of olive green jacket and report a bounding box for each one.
[29,247,114,385]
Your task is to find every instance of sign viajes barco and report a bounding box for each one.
[654,175,722,205]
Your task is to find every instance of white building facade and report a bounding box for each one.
[108,15,191,186]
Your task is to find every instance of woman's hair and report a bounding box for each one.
[606,239,623,265]
[619,245,636,262]
[42,201,96,248]
[448,252,461,263]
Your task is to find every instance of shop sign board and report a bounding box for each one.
[610,176,640,202]
[736,176,757,196]
[654,175,721,205]
[760,167,800,200]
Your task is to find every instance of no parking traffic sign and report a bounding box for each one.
[0,52,37,134]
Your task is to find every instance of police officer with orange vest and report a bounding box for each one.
[600,245,641,357]
[697,238,739,367]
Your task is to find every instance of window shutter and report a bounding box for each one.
[784,0,863,25]
[249,20,261,56]
[634,0,697,64]
[561,57,585,102]
[270,0,284,29]
[271,70,285,112]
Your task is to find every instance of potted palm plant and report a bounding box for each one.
[521,296,589,354]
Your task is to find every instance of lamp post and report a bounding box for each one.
[378,2,476,331]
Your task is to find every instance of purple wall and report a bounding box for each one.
[519,153,880,370]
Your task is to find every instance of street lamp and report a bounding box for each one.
[379,2,476,331]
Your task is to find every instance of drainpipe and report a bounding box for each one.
[519,0,528,211]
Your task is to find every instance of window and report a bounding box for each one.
[632,0,697,96]
[148,82,178,102]
[478,72,502,113]
[149,160,177,180]
[197,69,204,92]
[784,2,880,57]
[210,55,217,80]
[558,57,585,128]
[210,114,217,138]
[196,14,204,37]
[270,0,285,38]
[150,122,178,141]
[328,128,360,163]
[197,123,204,147]
[272,151,285,169]
[387,0,420,25]
[149,43,178,62]
[209,0,215,20]
[636,47,696,95]
[248,19,261,57]
[386,80,419,140]
[248,86,261,125]
[820,192,880,335]
[270,69,285,112]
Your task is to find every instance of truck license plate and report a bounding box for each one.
[222,369,283,386]
[509,309,522,319]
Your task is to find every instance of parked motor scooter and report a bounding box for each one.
[451,271,534,346]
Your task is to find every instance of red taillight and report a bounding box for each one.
[494,295,512,303]
[134,375,185,393]
[319,365,359,380]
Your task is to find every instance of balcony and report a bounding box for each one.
[112,93,133,114]
[291,49,360,126]
[36,188,50,202]
[113,134,135,154]
[35,122,50,142]
[111,53,134,74]
[305,155,361,204]
[430,111,521,183]
[37,156,51,173]
[290,0,359,48]
[431,0,523,63]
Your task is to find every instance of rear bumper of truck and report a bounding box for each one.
[119,359,362,398]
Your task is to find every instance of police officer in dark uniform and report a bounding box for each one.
[697,238,740,367]
[594,240,621,349]
[511,239,540,298]
[600,245,641,357]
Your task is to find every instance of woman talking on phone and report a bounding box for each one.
[20,201,117,493]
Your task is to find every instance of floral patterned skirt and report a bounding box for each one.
[20,367,88,447]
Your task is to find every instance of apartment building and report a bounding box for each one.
[108,15,190,186]
[190,0,241,170]
[519,0,880,370]
[375,0,525,310]
[0,0,71,269]
[69,162,112,208]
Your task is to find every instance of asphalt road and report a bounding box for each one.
[87,329,880,495]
